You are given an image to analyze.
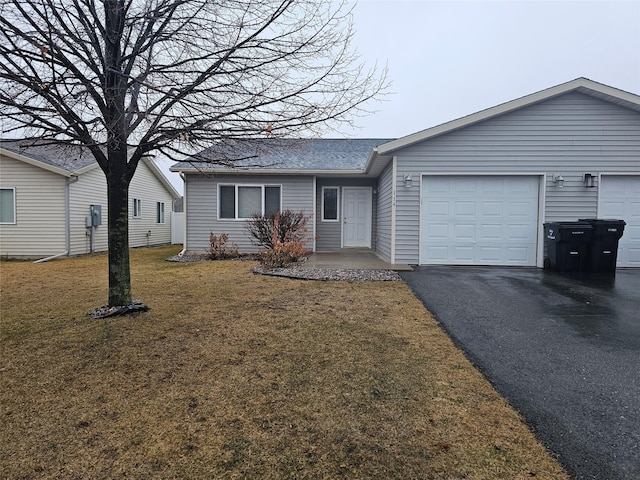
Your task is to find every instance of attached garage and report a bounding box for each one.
[599,175,640,267]
[420,176,541,266]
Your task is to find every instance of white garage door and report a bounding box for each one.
[600,175,640,267]
[420,176,540,265]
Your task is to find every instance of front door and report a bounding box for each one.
[342,187,372,247]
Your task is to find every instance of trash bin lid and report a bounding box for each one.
[544,222,593,242]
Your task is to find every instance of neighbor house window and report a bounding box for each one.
[0,188,16,224]
[322,186,339,222]
[133,198,142,218]
[156,202,165,224]
[219,184,281,219]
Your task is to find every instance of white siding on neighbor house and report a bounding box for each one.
[185,173,314,253]
[69,166,108,255]
[315,177,378,251]
[0,154,66,257]
[375,161,394,262]
[128,161,173,248]
[391,92,640,264]
[70,161,174,255]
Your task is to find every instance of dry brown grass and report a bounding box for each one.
[0,246,569,479]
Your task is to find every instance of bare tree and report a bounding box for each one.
[0,0,387,307]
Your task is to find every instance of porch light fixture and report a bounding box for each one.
[552,174,565,188]
[583,173,595,188]
[403,174,413,188]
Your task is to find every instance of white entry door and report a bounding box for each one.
[420,175,540,265]
[599,175,640,267]
[343,187,372,247]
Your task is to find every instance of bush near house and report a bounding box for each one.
[209,233,239,260]
[246,210,313,268]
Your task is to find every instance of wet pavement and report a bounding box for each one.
[400,267,640,480]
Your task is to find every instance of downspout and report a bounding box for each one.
[34,174,79,263]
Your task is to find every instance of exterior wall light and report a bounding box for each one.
[403,174,413,188]
[583,173,595,188]
[552,174,565,188]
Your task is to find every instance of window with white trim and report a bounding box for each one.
[322,186,339,222]
[156,202,165,224]
[133,198,142,218]
[219,184,281,219]
[0,188,16,224]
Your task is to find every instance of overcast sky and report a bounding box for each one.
[341,0,640,137]
[162,0,640,192]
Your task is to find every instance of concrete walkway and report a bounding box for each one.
[304,250,412,271]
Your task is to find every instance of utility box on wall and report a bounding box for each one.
[89,204,102,226]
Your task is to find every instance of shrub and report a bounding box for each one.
[246,210,308,249]
[209,232,239,260]
[246,210,312,268]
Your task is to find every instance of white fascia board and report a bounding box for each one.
[375,78,640,156]
[142,157,181,199]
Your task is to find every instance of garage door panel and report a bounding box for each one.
[600,175,640,267]
[455,224,476,240]
[482,201,503,216]
[421,176,539,266]
[426,201,449,216]
[479,224,503,240]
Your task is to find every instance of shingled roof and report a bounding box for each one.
[171,138,394,172]
[0,140,100,173]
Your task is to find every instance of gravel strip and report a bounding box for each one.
[167,253,401,281]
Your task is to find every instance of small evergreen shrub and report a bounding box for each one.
[209,233,239,260]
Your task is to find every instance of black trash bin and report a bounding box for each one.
[544,222,593,272]
[578,219,626,273]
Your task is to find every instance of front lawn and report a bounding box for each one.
[0,246,568,479]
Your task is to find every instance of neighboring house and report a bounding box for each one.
[0,141,180,259]
[171,78,640,268]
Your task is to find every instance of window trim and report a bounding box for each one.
[156,201,165,224]
[218,183,282,220]
[0,187,16,225]
[321,186,340,222]
[133,198,142,218]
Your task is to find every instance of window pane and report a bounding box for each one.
[238,186,261,218]
[0,188,15,223]
[323,188,338,220]
[265,186,281,215]
[156,202,164,223]
[133,198,141,218]
[219,185,235,218]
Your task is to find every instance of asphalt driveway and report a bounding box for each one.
[400,267,640,480]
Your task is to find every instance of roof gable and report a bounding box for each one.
[0,140,99,175]
[0,140,179,198]
[374,78,640,156]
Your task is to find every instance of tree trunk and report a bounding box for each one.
[107,151,132,307]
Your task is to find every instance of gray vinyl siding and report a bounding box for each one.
[375,161,394,262]
[315,177,377,251]
[392,92,640,264]
[0,154,66,257]
[185,174,314,253]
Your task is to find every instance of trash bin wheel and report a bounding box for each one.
[543,257,551,269]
